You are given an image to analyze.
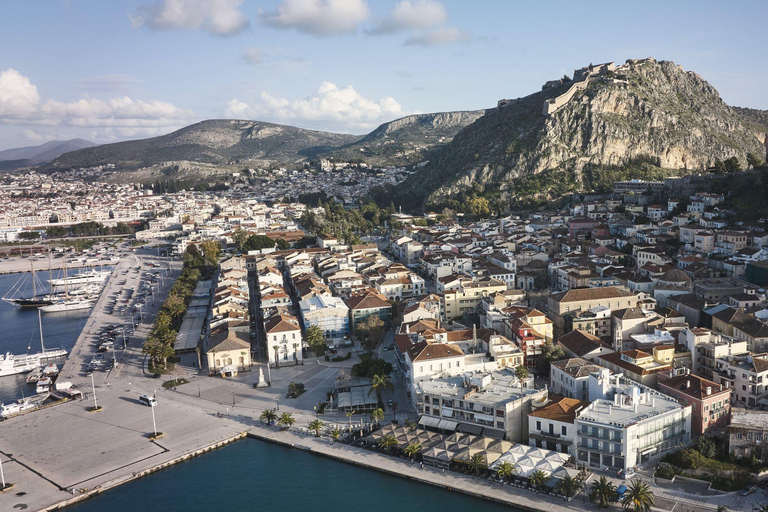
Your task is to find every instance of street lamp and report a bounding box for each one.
[0,450,8,491]
[197,384,200,397]
[276,397,279,411]
[90,373,99,411]
[151,403,158,437]
[232,392,235,406]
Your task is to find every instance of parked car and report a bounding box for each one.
[739,485,757,496]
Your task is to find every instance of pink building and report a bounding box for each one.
[658,369,731,437]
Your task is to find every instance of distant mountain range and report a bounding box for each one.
[0,139,96,171]
[44,112,483,172]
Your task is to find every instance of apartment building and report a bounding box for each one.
[548,286,637,339]
[298,295,350,346]
[728,408,768,464]
[442,277,507,321]
[713,352,768,407]
[576,369,691,474]
[550,357,603,401]
[528,396,588,456]
[264,314,303,365]
[657,368,731,437]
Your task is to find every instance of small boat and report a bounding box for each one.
[40,298,94,313]
[36,377,52,394]
[42,363,59,376]
[26,367,45,384]
[49,269,111,287]
[1,398,36,417]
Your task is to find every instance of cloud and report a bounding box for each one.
[0,68,195,140]
[260,0,370,36]
[368,0,446,34]
[0,69,40,118]
[224,82,404,132]
[405,25,470,46]
[131,0,250,37]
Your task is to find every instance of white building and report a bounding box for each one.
[298,295,350,347]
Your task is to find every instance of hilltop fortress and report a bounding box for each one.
[497,58,655,116]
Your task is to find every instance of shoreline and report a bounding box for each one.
[40,432,247,512]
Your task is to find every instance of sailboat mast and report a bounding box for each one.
[64,258,69,298]
[31,260,37,298]
[38,309,45,354]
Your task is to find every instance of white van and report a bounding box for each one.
[139,394,157,407]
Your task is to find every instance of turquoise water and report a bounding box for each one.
[67,440,517,512]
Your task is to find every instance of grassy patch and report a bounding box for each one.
[162,377,189,388]
[148,361,176,375]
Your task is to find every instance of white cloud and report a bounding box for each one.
[405,25,469,46]
[0,69,40,118]
[260,0,370,36]
[132,0,250,37]
[0,68,195,141]
[224,82,404,132]
[369,0,446,34]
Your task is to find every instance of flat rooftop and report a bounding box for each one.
[578,392,683,428]
[417,370,541,406]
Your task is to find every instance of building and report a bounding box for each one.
[713,352,768,407]
[557,329,615,364]
[599,348,673,388]
[657,368,731,437]
[442,277,507,321]
[528,395,588,456]
[550,357,603,401]
[548,287,637,339]
[206,328,252,377]
[345,290,392,333]
[576,369,691,473]
[727,408,768,464]
[264,314,303,365]
[298,295,350,346]
[416,370,548,442]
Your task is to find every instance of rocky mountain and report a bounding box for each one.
[398,58,768,208]
[324,110,485,166]
[46,120,361,171]
[0,138,96,170]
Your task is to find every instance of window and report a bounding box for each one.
[536,420,541,431]
[562,425,567,436]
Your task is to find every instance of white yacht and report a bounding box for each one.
[49,269,111,287]
[40,298,94,313]
[0,352,40,377]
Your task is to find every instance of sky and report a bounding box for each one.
[1,0,767,150]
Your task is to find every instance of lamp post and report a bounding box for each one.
[151,403,157,437]
[232,392,235,406]
[90,373,98,411]
[197,384,200,398]
[276,397,279,411]
[0,451,7,490]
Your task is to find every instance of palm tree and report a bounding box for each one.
[495,461,516,482]
[621,480,654,512]
[514,365,529,439]
[330,429,341,441]
[260,409,277,426]
[404,442,423,461]
[529,469,547,489]
[590,475,617,508]
[157,341,175,370]
[308,419,324,437]
[273,345,280,368]
[277,412,295,429]
[404,419,417,431]
[368,374,394,406]
[370,407,384,425]
[556,475,581,499]
[292,342,299,363]
[467,453,487,476]
[378,434,398,454]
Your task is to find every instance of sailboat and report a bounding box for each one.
[0,311,67,377]
[40,258,96,313]
[3,258,60,308]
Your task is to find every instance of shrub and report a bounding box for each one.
[655,464,676,480]
[351,353,393,378]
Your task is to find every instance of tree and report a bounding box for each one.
[260,409,278,426]
[163,293,186,320]
[200,240,221,266]
[404,442,423,461]
[368,374,394,406]
[724,156,742,174]
[466,195,491,219]
[275,238,290,250]
[529,469,547,488]
[357,315,384,352]
[404,419,417,431]
[697,436,716,459]
[46,226,67,238]
[305,325,326,355]
[378,434,398,454]
[156,340,176,369]
[556,475,580,499]
[330,429,341,440]
[308,419,324,437]
[370,407,384,424]
[514,365,529,441]
[747,153,763,169]
[277,412,295,429]
[621,479,654,512]
[538,342,566,375]
[141,337,163,369]
[273,345,280,368]
[716,506,728,512]
[467,453,487,476]
[495,461,516,482]
[18,231,40,241]
[590,475,617,508]
[713,159,727,175]
[232,227,249,251]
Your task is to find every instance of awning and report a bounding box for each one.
[440,408,455,418]
[473,413,495,422]
[456,423,483,435]
[419,416,441,428]
[483,427,506,439]
[437,419,458,431]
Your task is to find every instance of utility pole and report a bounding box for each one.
[90,373,99,411]
[151,403,157,437]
